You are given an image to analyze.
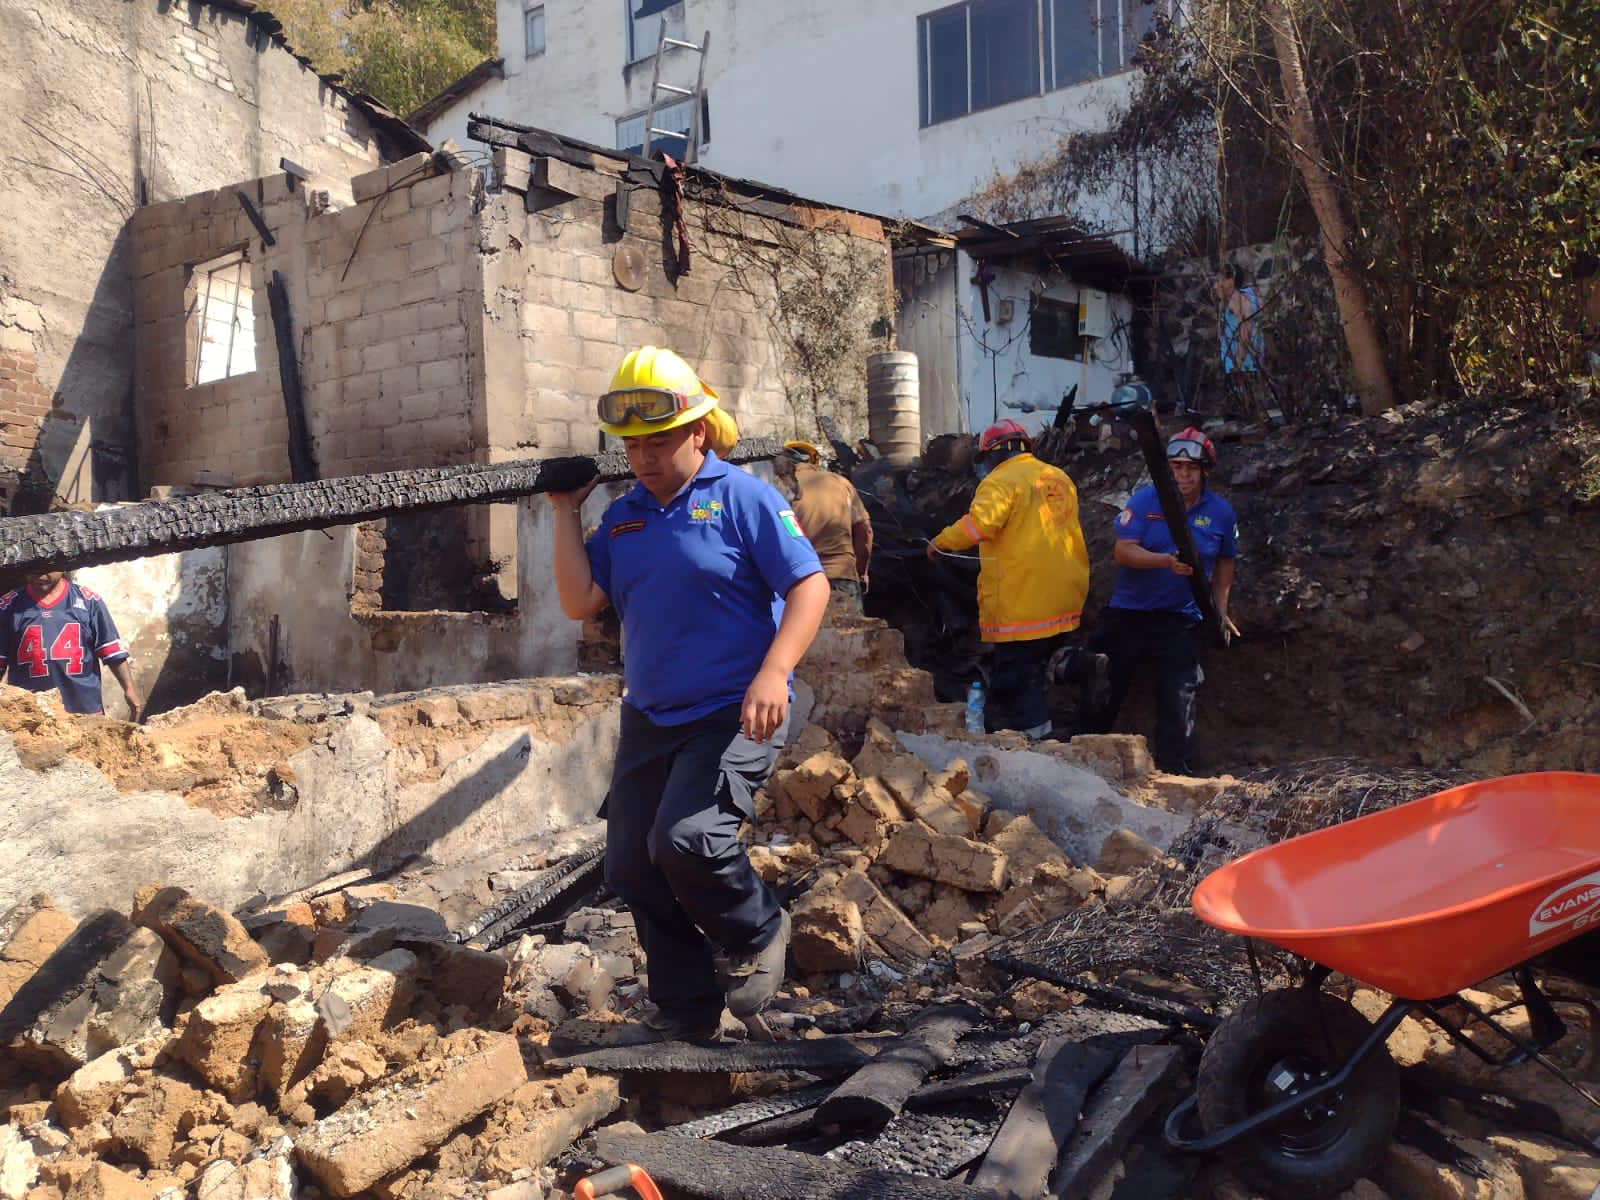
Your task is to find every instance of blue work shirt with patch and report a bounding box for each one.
[585,450,824,725]
[1108,484,1239,622]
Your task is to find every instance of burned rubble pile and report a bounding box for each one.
[7,712,1600,1200]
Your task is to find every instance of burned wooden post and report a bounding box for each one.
[970,1036,1120,1199]
[815,1002,982,1132]
[1050,1044,1183,1196]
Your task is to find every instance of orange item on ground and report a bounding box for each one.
[574,1164,664,1200]
[1192,771,1600,999]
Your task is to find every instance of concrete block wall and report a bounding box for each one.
[479,155,892,461]
[0,0,397,508]
[130,159,488,489]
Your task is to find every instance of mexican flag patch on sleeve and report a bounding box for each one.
[778,509,805,537]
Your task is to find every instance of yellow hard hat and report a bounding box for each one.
[703,406,739,458]
[783,440,821,464]
[598,346,719,437]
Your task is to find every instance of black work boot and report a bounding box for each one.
[716,909,791,1019]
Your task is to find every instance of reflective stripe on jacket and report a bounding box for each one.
[932,452,1090,643]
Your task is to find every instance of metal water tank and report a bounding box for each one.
[865,351,921,466]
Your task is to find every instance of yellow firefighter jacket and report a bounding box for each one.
[932,452,1089,642]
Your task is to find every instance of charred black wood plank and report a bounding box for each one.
[906,1067,1033,1110]
[948,1006,1169,1070]
[0,439,783,574]
[235,189,277,246]
[592,1130,1002,1200]
[970,1036,1120,1199]
[816,1002,982,1131]
[1050,1044,1183,1197]
[825,1103,1007,1179]
[266,271,317,483]
[543,1034,877,1075]
[662,1084,835,1139]
[451,840,605,947]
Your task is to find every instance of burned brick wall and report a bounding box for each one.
[0,0,406,510]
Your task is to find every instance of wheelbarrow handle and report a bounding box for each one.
[574,1164,664,1200]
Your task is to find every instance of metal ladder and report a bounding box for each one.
[642,21,709,164]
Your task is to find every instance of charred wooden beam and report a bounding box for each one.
[592,1130,1001,1200]
[1050,1044,1183,1197]
[0,439,783,575]
[816,1002,981,1132]
[266,271,316,483]
[969,1036,1120,1199]
[543,1034,876,1075]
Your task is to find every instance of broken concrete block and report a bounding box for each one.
[63,1162,157,1200]
[983,810,1073,887]
[832,871,933,966]
[0,894,77,1010]
[1066,734,1153,787]
[929,758,970,798]
[1095,829,1162,877]
[197,1136,296,1200]
[1005,979,1076,1023]
[418,942,508,1018]
[877,824,1007,893]
[132,887,269,987]
[1149,774,1228,814]
[171,982,275,1100]
[989,861,1104,937]
[878,765,974,838]
[294,1030,528,1197]
[767,751,854,824]
[1487,1133,1600,1199]
[919,887,985,945]
[55,1043,142,1129]
[790,890,863,973]
[109,1072,227,1170]
[257,950,416,1099]
[2,911,178,1074]
[480,1070,620,1179]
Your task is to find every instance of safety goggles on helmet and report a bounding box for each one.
[1166,436,1210,463]
[597,386,704,427]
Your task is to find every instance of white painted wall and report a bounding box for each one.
[425,0,1144,224]
[956,260,1135,431]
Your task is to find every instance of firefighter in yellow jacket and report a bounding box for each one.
[926,419,1092,738]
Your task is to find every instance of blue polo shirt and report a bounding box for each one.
[585,451,823,725]
[1108,484,1238,622]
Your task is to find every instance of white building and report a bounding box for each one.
[415,0,1158,430]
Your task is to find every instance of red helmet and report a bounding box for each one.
[1166,426,1216,468]
[978,419,1033,454]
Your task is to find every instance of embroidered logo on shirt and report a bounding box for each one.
[689,500,724,522]
[778,509,805,537]
[611,519,647,538]
[1117,509,1133,527]
[1193,515,1212,528]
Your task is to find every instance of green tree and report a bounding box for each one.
[269,0,497,117]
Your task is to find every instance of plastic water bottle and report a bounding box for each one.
[965,681,986,735]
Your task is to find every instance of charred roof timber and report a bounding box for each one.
[0,439,784,576]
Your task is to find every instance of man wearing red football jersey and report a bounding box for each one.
[0,570,142,719]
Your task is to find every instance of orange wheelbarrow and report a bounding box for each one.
[1165,771,1600,1197]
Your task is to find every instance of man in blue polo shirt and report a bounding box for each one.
[549,346,829,1043]
[0,570,142,719]
[1092,427,1238,773]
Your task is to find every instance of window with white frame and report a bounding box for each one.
[525,4,545,57]
[627,0,686,63]
[189,251,256,386]
[615,95,707,159]
[918,0,1158,126]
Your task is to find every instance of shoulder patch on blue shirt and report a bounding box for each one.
[777,509,805,537]
[611,519,646,538]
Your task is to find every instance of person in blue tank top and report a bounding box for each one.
[547,346,828,1045]
[1091,427,1238,773]
[0,570,142,719]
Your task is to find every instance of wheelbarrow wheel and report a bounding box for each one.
[1198,989,1399,1199]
